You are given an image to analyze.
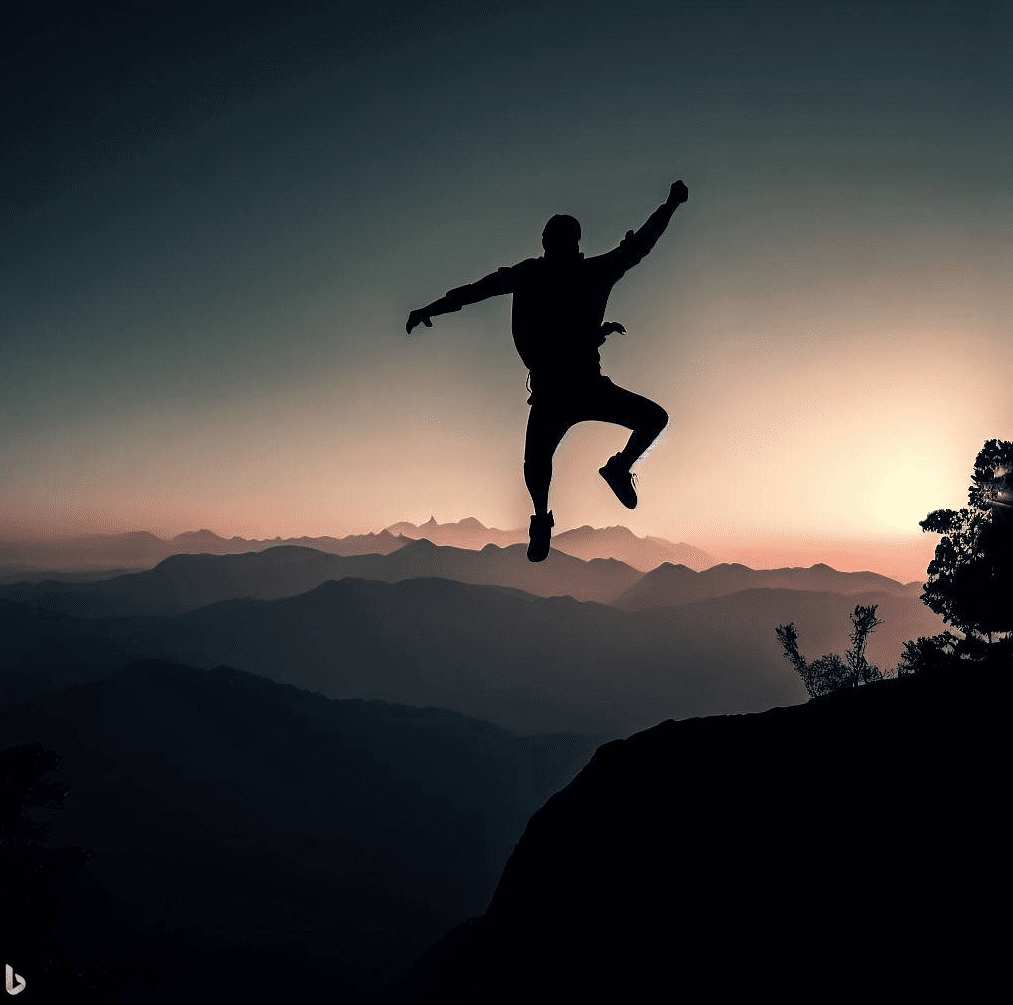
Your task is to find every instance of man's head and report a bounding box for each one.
[542,214,581,257]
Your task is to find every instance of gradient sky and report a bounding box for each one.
[2,1,1010,571]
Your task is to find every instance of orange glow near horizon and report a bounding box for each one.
[0,322,991,589]
[2,200,1005,576]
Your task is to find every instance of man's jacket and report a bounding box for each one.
[423,199,676,388]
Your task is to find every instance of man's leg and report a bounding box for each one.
[591,377,668,463]
[523,400,575,561]
[588,378,669,508]
[523,402,574,516]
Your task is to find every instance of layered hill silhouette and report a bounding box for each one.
[0,597,151,701]
[0,518,717,580]
[615,560,921,611]
[551,524,716,571]
[1,537,921,627]
[386,516,525,551]
[0,540,643,617]
[1,660,604,1003]
[2,575,945,735]
[400,668,1005,1003]
[389,518,717,572]
[0,527,406,579]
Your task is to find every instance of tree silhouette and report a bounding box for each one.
[1,744,180,1000]
[776,604,885,699]
[896,632,961,676]
[918,438,1013,663]
[1,744,91,997]
[844,604,885,685]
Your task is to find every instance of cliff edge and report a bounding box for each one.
[399,667,1006,1002]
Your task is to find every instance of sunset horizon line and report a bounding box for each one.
[1,514,940,584]
[1,515,938,546]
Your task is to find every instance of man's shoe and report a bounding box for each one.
[527,511,554,562]
[599,453,638,509]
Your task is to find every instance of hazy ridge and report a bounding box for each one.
[0,518,715,579]
[2,547,943,734]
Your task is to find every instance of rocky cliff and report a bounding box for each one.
[400,665,1006,1002]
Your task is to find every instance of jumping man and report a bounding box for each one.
[407,180,689,561]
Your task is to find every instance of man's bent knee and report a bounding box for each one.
[646,402,669,436]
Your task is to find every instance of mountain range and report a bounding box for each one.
[0,535,919,624]
[0,539,644,616]
[0,517,718,580]
[0,526,404,577]
[389,517,718,572]
[615,559,921,611]
[2,554,944,735]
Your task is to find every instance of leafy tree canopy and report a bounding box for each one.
[920,438,1013,644]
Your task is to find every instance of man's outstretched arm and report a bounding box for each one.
[406,265,518,334]
[602,180,689,281]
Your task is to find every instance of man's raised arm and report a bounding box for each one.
[601,180,689,281]
[406,265,518,334]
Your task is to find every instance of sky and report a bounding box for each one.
[2,1,1010,574]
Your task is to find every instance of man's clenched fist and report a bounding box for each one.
[668,180,689,206]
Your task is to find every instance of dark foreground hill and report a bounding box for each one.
[1,661,604,1003]
[399,666,1007,1003]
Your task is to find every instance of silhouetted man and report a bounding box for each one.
[407,180,689,561]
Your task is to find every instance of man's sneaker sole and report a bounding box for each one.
[599,456,638,509]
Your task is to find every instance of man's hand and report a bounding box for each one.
[406,309,433,335]
[667,180,689,207]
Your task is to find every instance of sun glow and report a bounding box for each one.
[873,458,959,532]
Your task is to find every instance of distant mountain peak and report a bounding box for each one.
[558,524,637,539]
[172,529,226,545]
